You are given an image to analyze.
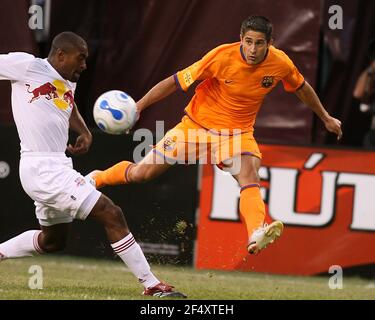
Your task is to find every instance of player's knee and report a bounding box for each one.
[90,196,128,231]
[104,204,127,228]
[236,170,260,186]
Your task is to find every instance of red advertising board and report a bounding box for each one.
[196,144,375,275]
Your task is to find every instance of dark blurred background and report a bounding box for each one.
[0,0,374,146]
[0,0,374,266]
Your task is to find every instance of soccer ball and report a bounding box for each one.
[93,90,138,135]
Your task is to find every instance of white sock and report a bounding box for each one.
[111,233,159,288]
[0,230,43,259]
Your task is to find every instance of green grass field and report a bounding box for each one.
[0,255,374,300]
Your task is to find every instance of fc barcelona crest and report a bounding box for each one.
[163,137,177,151]
[261,76,274,88]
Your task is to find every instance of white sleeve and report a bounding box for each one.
[0,52,35,81]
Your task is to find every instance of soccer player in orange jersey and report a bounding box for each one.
[90,16,342,255]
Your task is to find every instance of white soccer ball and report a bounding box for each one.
[93,90,138,135]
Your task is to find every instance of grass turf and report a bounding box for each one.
[0,255,374,300]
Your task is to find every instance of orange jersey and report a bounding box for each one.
[174,42,305,133]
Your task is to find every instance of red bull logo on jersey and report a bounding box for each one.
[25,80,74,110]
[26,82,58,102]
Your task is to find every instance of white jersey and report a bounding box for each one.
[0,52,76,153]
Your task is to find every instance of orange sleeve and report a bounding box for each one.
[174,46,221,92]
[281,57,305,93]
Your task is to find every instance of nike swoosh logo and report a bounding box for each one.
[224,80,234,84]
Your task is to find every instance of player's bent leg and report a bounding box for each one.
[233,154,265,237]
[232,154,284,254]
[88,193,129,242]
[232,154,261,186]
[0,229,44,259]
[88,194,186,298]
[88,161,134,189]
[0,223,69,259]
[129,149,172,183]
[38,223,70,253]
[88,150,172,188]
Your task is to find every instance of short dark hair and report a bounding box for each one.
[369,39,375,60]
[240,16,273,42]
[49,31,87,55]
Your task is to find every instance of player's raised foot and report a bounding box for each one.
[142,282,187,298]
[85,170,102,189]
[247,220,284,255]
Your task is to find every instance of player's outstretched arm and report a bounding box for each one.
[67,102,92,155]
[295,81,343,140]
[136,75,178,113]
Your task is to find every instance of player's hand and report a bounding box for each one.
[122,104,141,135]
[324,116,343,140]
[67,132,92,155]
[135,102,142,121]
[123,103,141,134]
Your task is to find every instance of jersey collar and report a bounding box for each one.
[44,58,74,87]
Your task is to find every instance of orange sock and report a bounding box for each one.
[94,161,134,188]
[239,184,265,239]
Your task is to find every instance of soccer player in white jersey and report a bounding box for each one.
[0,32,185,298]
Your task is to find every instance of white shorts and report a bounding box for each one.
[19,152,101,226]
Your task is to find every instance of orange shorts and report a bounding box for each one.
[153,116,262,167]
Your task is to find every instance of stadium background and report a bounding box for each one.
[0,0,375,276]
